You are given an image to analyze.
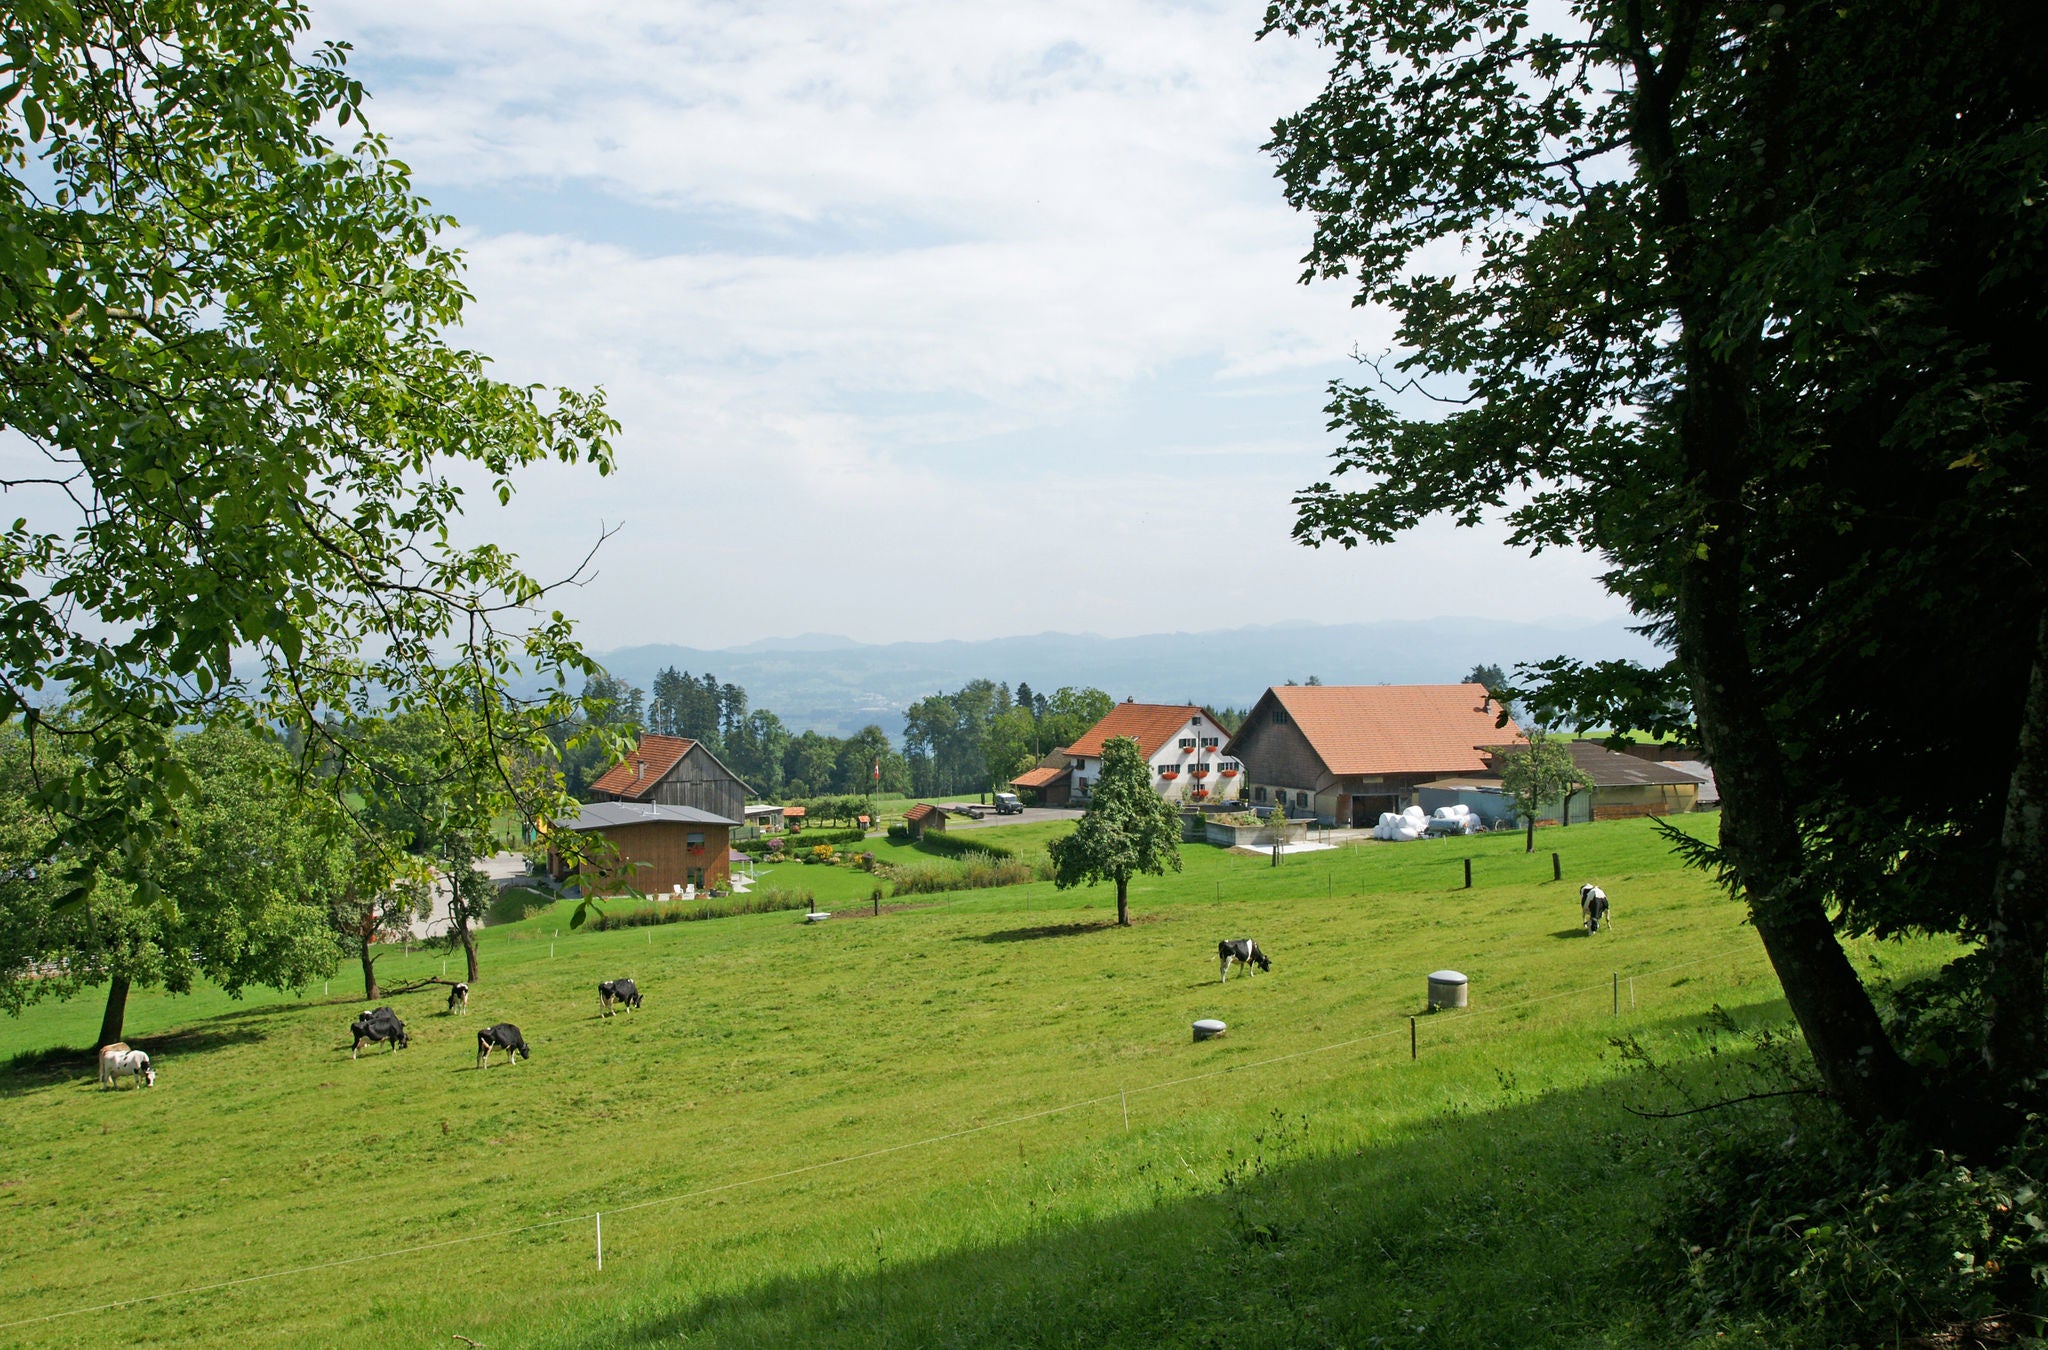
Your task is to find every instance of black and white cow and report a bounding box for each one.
[598,978,641,1016]
[477,1023,530,1068]
[1581,884,1610,934]
[98,1043,155,1088]
[1218,939,1272,983]
[350,1007,409,1059]
[447,982,470,1015]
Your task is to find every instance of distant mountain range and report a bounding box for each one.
[588,617,1665,739]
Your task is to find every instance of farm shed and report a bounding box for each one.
[902,802,948,839]
[1475,741,1708,823]
[547,801,740,896]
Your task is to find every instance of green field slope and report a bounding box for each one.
[0,817,1957,1347]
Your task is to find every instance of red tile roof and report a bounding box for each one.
[1011,765,1070,789]
[1248,684,1523,776]
[588,734,696,800]
[903,803,944,824]
[1064,702,1217,760]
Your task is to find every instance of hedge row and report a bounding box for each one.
[735,827,866,857]
[586,888,816,928]
[914,831,1014,861]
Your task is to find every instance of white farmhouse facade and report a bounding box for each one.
[1060,700,1245,805]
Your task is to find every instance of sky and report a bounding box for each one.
[310,0,1628,653]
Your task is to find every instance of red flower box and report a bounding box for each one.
[1160,771,1179,780]
[1219,769,1239,777]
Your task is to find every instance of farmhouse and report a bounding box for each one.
[587,733,751,823]
[1481,740,1706,822]
[1028,700,1244,807]
[1224,684,1524,826]
[547,800,739,895]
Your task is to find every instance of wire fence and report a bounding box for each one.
[0,939,1765,1333]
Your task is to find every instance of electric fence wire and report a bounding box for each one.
[0,940,1763,1332]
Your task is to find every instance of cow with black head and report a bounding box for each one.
[477,1023,530,1068]
[350,1007,409,1059]
[598,979,642,1016]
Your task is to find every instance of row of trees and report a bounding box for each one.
[559,674,1138,803]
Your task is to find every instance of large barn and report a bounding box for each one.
[1224,684,1525,826]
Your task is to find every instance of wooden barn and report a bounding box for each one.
[587,733,751,823]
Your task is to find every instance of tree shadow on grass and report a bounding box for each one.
[0,1024,265,1097]
[969,922,1119,943]
[968,915,1173,944]
[547,1046,1791,1350]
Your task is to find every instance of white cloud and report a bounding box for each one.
[309,0,1630,651]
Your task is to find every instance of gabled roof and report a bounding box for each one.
[1011,765,1070,789]
[1064,702,1219,760]
[903,802,944,824]
[588,734,696,800]
[1233,684,1521,776]
[553,801,739,831]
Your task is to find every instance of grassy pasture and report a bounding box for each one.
[0,817,1956,1347]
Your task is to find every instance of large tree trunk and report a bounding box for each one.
[1674,356,1920,1130]
[96,974,130,1049]
[359,945,380,1000]
[459,923,479,984]
[1980,610,2048,1107]
[1115,877,1130,927]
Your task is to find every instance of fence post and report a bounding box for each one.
[1553,852,1562,883]
[1121,1089,1129,1132]
[1613,972,1619,1015]
[596,1212,603,1270]
[1463,858,1472,889]
[1410,1016,1417,1060]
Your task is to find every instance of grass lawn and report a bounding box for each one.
[0,816,1958,1347]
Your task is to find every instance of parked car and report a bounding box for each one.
[993,792,1024,815]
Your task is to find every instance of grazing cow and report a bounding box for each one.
[447,982,470,1015]
[349,1007,409,1059]
[477,1023,530,1068]
[98,1044,155,1089]
[1581,884,1610,934]
[1218,939,1272,983]
[598,978,642,1016]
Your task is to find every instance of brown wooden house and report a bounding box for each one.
[587,733,751,822]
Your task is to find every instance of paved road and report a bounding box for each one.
[936,805,1083,830]
[406,851,532,940]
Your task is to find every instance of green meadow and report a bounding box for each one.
[0,817,1957,1347]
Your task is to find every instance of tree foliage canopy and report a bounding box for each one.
[1266,0,2047,1140]
[0,0,615,906]
[1048,736,1182,926]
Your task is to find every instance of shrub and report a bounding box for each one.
[914,831,1014,861]
[803,844,837,865]
[586,888,815,929]
[1638,1002,2048,1347]
[887,822,909,842]
[887,850,1043,895]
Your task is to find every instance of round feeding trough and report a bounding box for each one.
[1192,1018,1227,1042]
[1427,969,1469,1010]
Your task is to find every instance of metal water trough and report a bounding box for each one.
[1427,969,1469,1010]
[1192,1018,1227,1042]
